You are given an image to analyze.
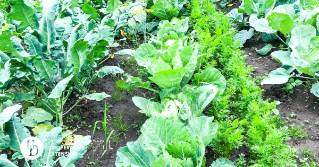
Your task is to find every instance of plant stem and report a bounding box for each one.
[0,103,3,131]
[145,87,160,94]
[98,57,110,65]
[296,76,316,80]
[63,97,85,116]
[25,76,48,98]
[274,33,290,51]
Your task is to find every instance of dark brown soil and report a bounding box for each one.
[62,43,151,167]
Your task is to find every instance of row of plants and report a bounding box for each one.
[114,17,235,166]
[0,0,150,166]
[190,0,303,166]
[0,0,229,166]
[227,0,319,97]
[113,0,313,166]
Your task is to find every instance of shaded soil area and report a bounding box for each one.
[62,43,151,167]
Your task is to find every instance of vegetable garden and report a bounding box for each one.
[0,0,318,166]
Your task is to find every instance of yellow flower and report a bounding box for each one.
[130,9,144,15]
[144,9,154,13]
[109,54,115,59]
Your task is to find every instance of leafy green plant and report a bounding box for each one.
[283,78,303,94]
[116,116,235,167]
[0,0,125,126]
[112,112,131,133]
[0,105,91,166]
[112,87,125,102]
[193,3,298,166]
[227,1,319,97]
[290,124,308,140]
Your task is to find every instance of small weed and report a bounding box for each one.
[283,78,302,95]
[298,147,319,167]
[112,87,125,102]
[290,112,296,118]
[290,124,308,140]
[112,112,131,133]
[111,132,120,145]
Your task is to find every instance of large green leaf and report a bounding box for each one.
[190,84,218,117]
[12,92,35,102]
[117,74,151,90]
[150,67,187,89]
[267,12,295,36]
[151,0,179,20]
[271,51,293,66]
[21,107,53,127]
[0,31,15,53]
[235,28,255,46]
[97,66,124,78]
[0,105,21,126]
[11,36,29,57]
[288,24,316,53]
[0,131,10,150]
[33,59,56,81]
[244,0,256,15]
[257,44,272,55]
[134,43,159,67]
[0,51,10,63]
[166,141,193,159]
[311,82,319,97]
[116,141,156,167]
[132,96,162,116]
[48,75,74,98]
[32,127,62,166]
[187,116,218,146]
[82,4,98,21]
[0,154,17,167]
[261,68,291,84]
[210,158,235,167]
[0,93,14,103]
[181,53,198,88]
[141,117,191,156]
[250,15,277,34]
[82,92,110,101]
[68,39,90,75]
[193,67,226,95]
[4,113,31,159]
[67,24,83,58]
[271,4,296,18]
[59,136,91,167]
[24,34,44,56]
[115,49,135,56]
[39,0,59,50]
[87,40,109,64]
[106,0,122,13]
[0,61,10,86]
[7,0,36,31]
[261,32,277,43]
